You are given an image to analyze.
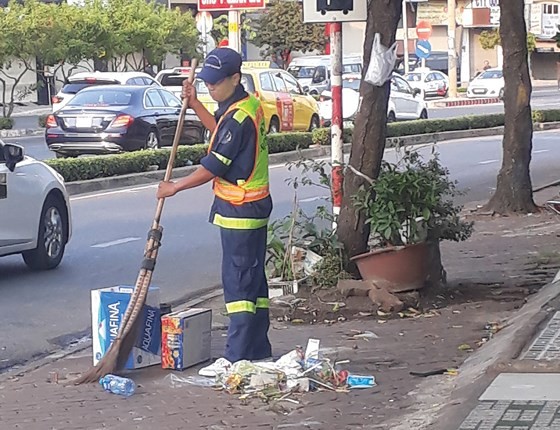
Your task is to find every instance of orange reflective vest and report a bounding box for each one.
[208,95,269,206]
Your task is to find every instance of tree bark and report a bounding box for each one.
[483,0,537,214]
[336,0,402,264]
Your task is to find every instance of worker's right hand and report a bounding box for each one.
[182,80,198,108]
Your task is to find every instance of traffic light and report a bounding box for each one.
[316,0,354,15]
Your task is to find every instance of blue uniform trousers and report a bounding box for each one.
[220,226,272,362]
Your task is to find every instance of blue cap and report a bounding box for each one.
[197,48,242,85]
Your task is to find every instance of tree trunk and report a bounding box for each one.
[336,0,402,264]
[483,0,537,214]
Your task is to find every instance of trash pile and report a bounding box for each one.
[168,339,376,401]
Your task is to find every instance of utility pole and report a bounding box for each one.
[228,11,241,53]
[330,22,343,227]
[447,0,457,98]
[402,0,409,74]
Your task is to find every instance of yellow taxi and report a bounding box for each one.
[196,61,321,134]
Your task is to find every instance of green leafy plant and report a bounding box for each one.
[353,148,473,248]
[0,117,14,130]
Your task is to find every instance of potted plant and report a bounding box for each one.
[351,148,473,292]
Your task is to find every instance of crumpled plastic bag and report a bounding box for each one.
[364,33,398,87]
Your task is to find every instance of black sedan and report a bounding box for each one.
[45,85,204,158]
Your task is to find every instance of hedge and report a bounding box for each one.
[44,109,560,183]
[311,109,560,146]
[38,114,49,128]
[0,117,14,130]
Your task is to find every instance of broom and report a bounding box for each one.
[74,60,198,384]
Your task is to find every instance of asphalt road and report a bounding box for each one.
[9,86,559,132]
[1,130,559,371]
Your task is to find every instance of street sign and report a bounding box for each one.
[415,20,433,40]
[415,39,432,59]
[302,0,367,23]
[197,0,265,11]
[195,11,213,33]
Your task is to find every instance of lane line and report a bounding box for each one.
[533,150,550,154]
[478,159,499,165]
[91,237,142,248]
[299,196,329,203]
[71,184,157,201]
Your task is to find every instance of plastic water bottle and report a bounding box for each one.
[99,374,136,397]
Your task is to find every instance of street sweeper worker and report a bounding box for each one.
[157,48,272,377]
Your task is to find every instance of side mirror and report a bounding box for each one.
[413,88,422,97]
[3,143,24,172]
[302,85,310,94]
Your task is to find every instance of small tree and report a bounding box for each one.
[483,0,537,214]
[252,0,325,67]
[479,28,536,53]
[211,13,255,47]
[336,0,403,262]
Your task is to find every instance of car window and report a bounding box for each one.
[126,77,142,85]
[160,73,190,87]
[480,70,503,79]
[272,73,287,92]
[406,74,422,82]
[143,77,158,86]
[287,66,316,79]
[434,72,444,80]
[68,89,133,106]
[312,66,328,84]
[342,63,361,74]
[145,89,166,108]
[281,72,302,95]
[259,72,274,91]
[342,77,361,91]
[425,73,435,82]
[159,89,181,108]
[392,76,412,94]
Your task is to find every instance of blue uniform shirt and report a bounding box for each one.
[200,85,273,225]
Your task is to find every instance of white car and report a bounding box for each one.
[0,140,71,270]
[155,67,199,99]
[405,69,449,98]
[52,71,160,112]
[467,68,504,99]
[319,73,428,125]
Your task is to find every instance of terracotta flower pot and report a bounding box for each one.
[350,242,430,293]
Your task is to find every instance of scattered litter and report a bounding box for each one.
[347,374,376,389]
[348,330,378,341]
[175,338,374,400]
[47,371,59,384]
[458,344,474,352]
[165,373,218,388]
[410,368,458,377]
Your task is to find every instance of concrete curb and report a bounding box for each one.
[0,128,44,138]
[65,122,560,197]
[429,97,501,108]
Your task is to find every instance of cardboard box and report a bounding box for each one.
[161,308,212,371]
[91,286,161,370]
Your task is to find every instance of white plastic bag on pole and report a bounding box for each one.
[364,33,398,87]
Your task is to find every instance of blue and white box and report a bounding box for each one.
[91,285,161,370]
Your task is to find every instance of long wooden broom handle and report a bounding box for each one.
[153,59,198,225]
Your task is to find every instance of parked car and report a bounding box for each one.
[45,85,204,158]
[287,54,363,95]
[197,66,321,134]
[0,140,71,270]
[405,69,449,98]
[51,71,160,113]
[319,73,428,125]
[466,68,504,99]
[155,67,198,99]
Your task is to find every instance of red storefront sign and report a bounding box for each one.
[198,0,265,11]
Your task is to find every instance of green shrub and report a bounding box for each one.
[0,117,14,130]
[533,109,560,123]
[267,132,312,153]
[312,127,353,146]
[38,114,49,128]
[46,145,208,182]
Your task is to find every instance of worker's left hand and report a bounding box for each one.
[157,181,177,199]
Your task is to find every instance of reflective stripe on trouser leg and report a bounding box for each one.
[221,226,272,362]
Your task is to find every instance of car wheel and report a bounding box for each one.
[387,111,396,123]
[22,195,67,270]
[268,117,280,134]
[309,115,320,131]
[145,129,160,150]
[499,88,504,100]
[419,109,428,120]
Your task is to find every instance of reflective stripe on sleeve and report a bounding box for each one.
[211,151,232,166]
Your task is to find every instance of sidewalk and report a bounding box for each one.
[1,186,560,430]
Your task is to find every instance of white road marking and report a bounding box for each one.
[533,149,550,154]
[71,184,157,201]
[478,159,499,165]
[91,237,142,248]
